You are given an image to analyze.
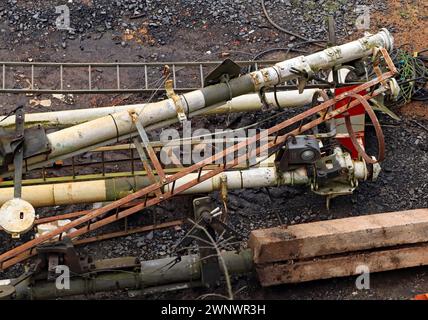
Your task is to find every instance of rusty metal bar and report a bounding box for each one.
[2,219,183,269]
[73,220,183,246]
[135,118,167,182]
[133,138,162,197]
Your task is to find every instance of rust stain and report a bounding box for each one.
[122,25,156,46]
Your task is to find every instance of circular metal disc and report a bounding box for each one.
[0,198,35,236]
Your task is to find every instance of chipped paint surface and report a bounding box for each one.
[0,198,35,236]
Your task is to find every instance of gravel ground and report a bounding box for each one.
[1,0,387,48]
[0,0,427,300]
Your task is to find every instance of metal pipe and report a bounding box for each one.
[10,250,253,299]
[4,29,393,173]
[0,167,309,207]
[0,90,319,129]
[0,151,371,208]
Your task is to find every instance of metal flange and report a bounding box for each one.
[0,198,35,238]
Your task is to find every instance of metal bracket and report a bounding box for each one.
[35,237,95,280]
[258,87,273,112]
[13,106,25,199]
[174,197,241,287]
[219,174,228,216]
[312,149,358,210]
[325,46,343,62]
[165,79,187,123]
[0,114,50,174]
[203,59,241,87]
[134,116,167,186]
[172,197,221,287]
[290,62,314,94]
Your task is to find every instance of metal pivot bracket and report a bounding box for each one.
[219,174,228,218]
[165,79,187,123]
[314,153,343,183]
[192,197,221,287]
[175,197,241,287]
[0,106,36,238]
[203,59,241,87]
[290,62,314,94]
[192,197,241,242]
[133,114,167,188]
[34,237,95,280]
[258,87,273,112]
[312,148,358,210]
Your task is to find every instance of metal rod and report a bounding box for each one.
[2,64,5,90]
[0,60,279,67]
[88,64,92,91]
[116,64,120,90]
[30,65,34,90]
[60,64,63,90]
[73,220,183,246]
[101,151,105,176]
[172,64,176,88]
[13,108,25,199]
[144,65,148,89]
[199,64,204,87]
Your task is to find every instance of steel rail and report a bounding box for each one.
[0,59,281,94]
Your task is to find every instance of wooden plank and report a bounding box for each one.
[249,209,428,264]
[256,242,428,286]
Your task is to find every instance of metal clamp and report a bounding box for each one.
[165,79,187,123]
[290,62,315,93]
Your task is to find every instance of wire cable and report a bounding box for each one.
[260,0,326,47]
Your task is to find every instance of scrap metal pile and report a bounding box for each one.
[1,28,423,299]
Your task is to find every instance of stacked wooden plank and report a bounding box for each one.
[248,209,428,286]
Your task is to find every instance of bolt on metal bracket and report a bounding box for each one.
[290,61,315,94]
